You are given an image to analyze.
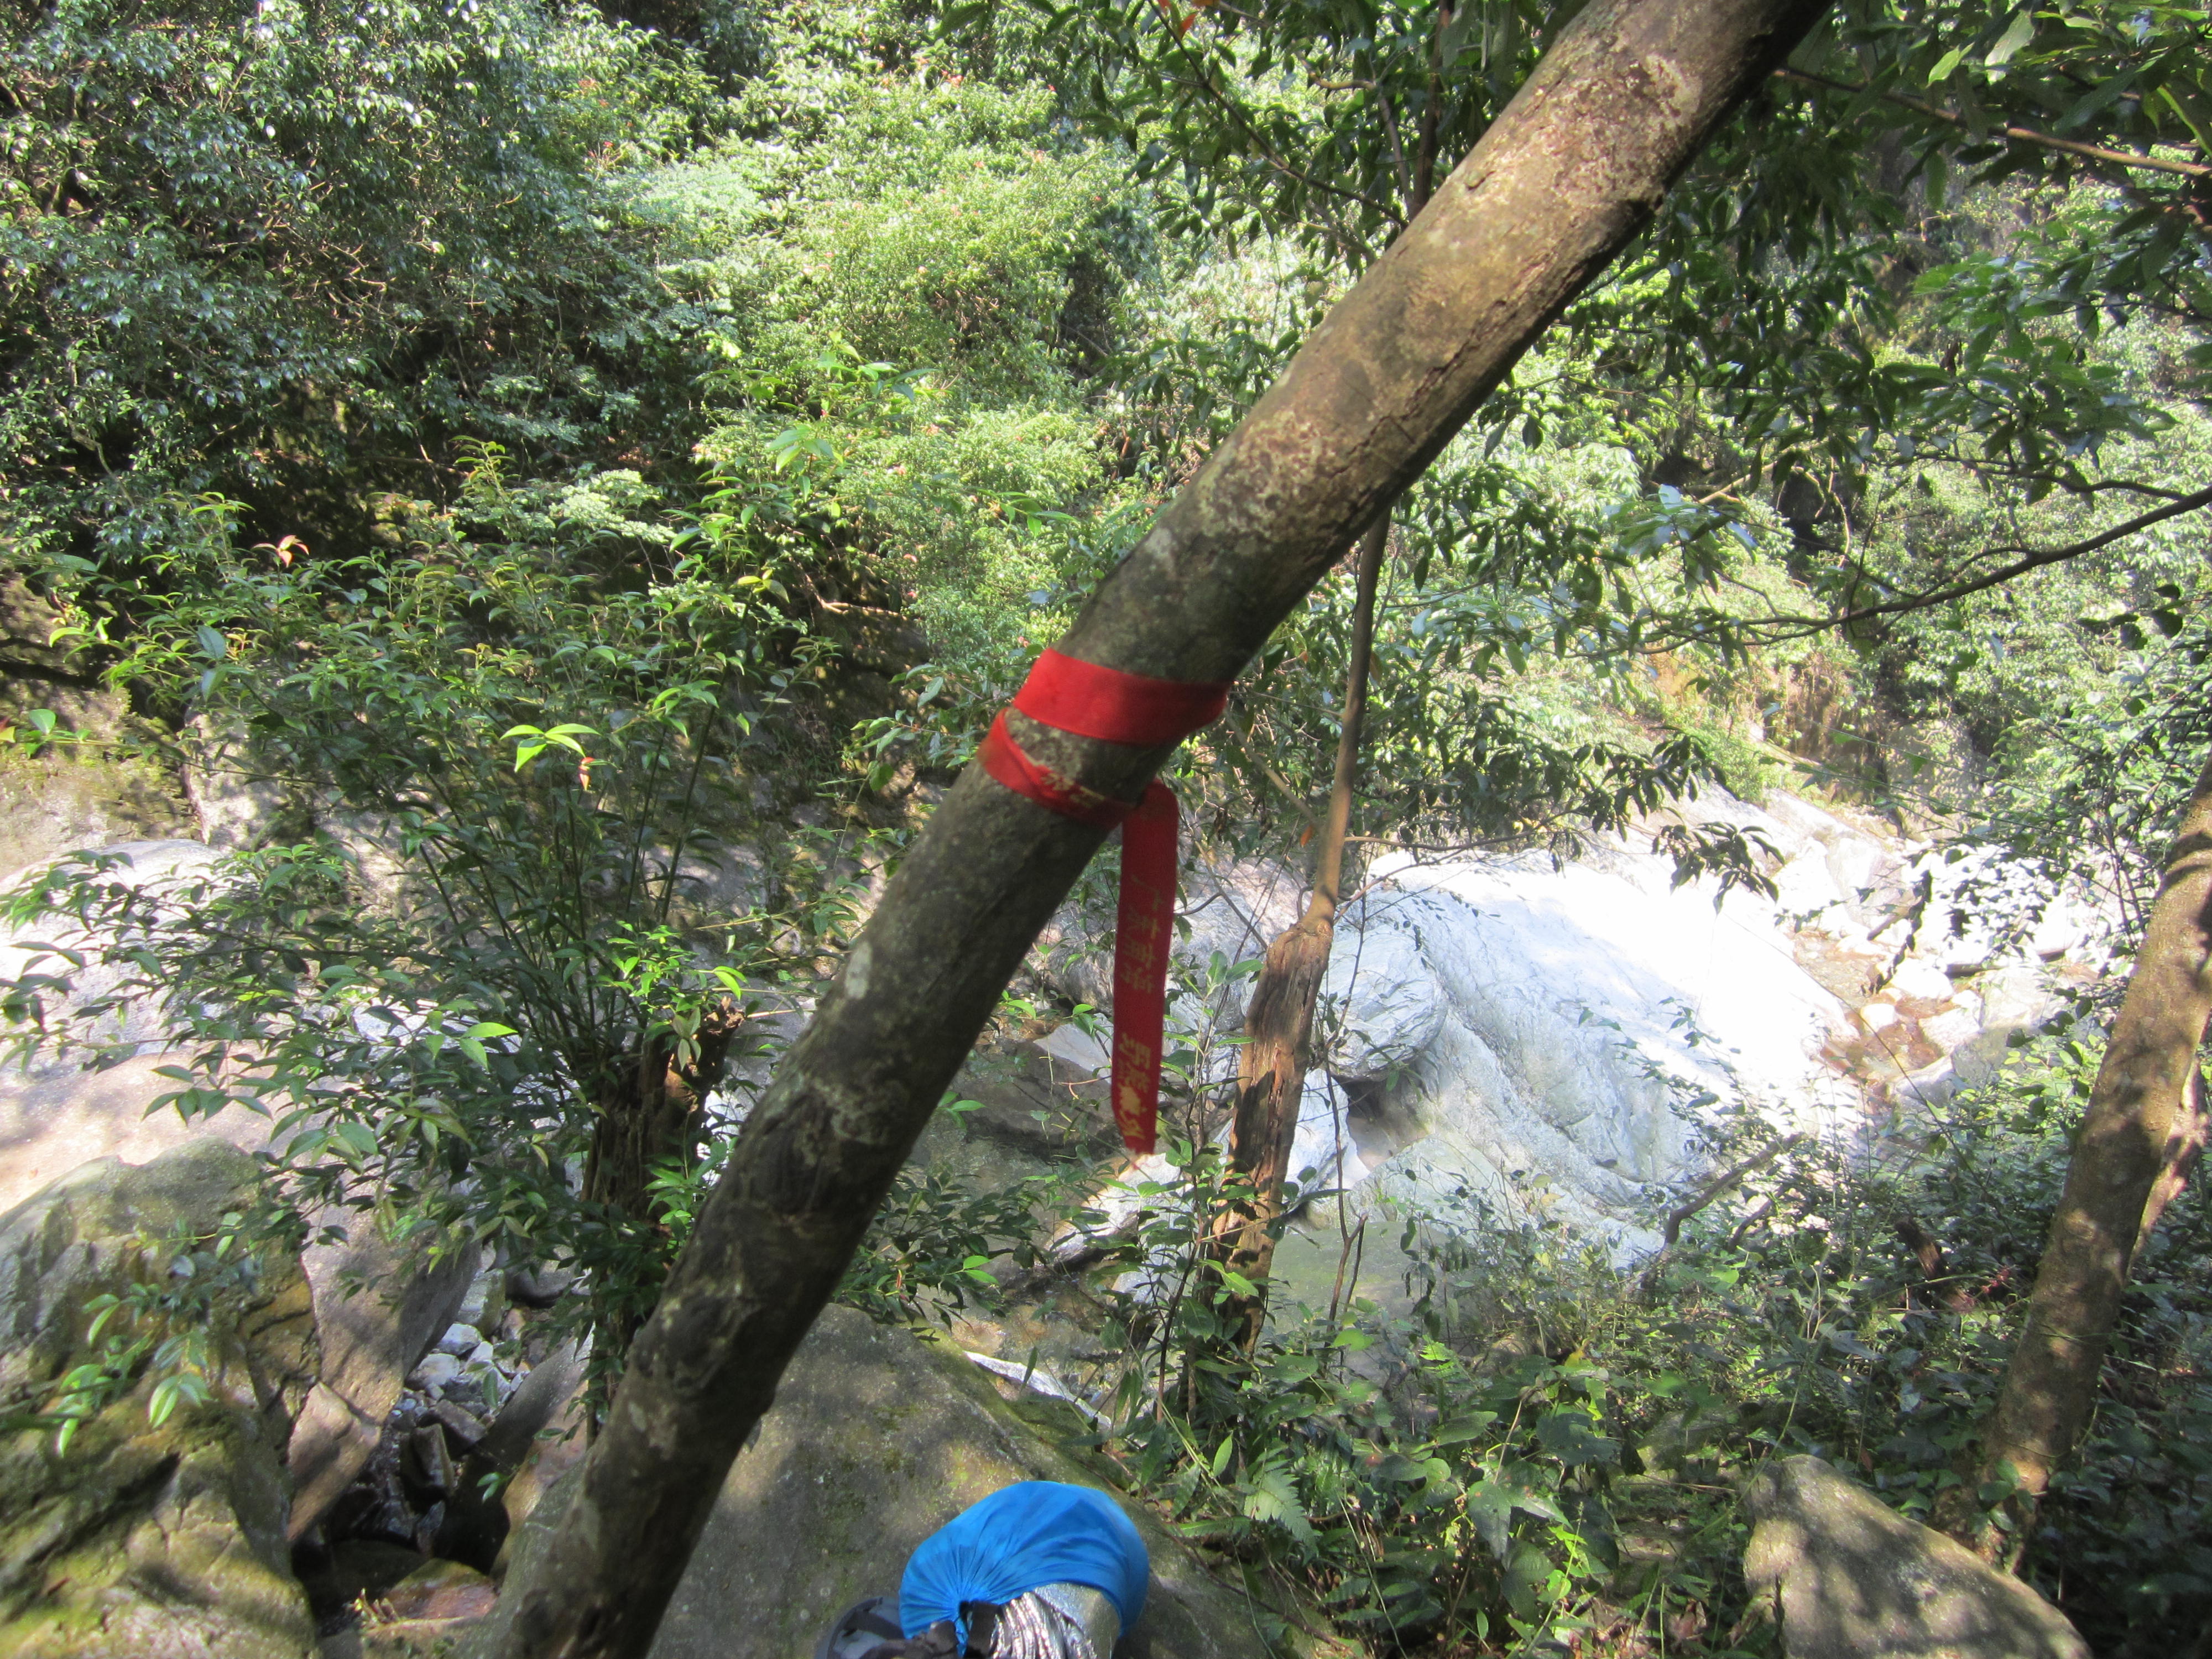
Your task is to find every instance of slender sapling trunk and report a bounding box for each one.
[1218,510,1388,1349]
[1951,749,2212,1556]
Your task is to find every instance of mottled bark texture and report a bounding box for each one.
[1960,750,2212,1554]
[2135,1062,2209,1255]
[489,4,1833,1653]
[582,1009,742,1350]
[1219,512,1389,1350]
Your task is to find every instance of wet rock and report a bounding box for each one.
[503,1263,573,1309]
[407,1352,463,1394]
[382,1558,496,1623]
[1743,1455,2088,1659]
[398,1423,455,1505]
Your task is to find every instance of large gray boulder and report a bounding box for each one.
[484,1306,1342,1659]
[1743,1455,2089,1659]
[285,1221,479,1541]
[0,1050,279,1215]
[0,836,482,1542]
[0,1062,476,1545]
[0,841,276,1212]
[0,1140,320,1658]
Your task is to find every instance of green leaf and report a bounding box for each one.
[1430,1412,1499,1446]
[2158,79,2212,152]
[1985,11,2033,68]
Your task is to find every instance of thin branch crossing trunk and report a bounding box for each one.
[1218,510,1387,1350]
[489,6,1833,1652]
[1950,749,2212,1557]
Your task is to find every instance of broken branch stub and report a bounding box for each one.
[491,2,1833,1653]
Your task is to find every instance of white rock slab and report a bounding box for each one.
[1336,852,1858,1245]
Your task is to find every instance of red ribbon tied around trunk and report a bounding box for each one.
[978,648,1231,1154]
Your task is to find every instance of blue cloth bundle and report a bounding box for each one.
[898,1483,1150,1647]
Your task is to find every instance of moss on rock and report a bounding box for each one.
[0,1141,319,1659]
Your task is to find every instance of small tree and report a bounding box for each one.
[0,453,870,1387]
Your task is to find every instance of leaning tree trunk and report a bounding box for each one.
[1217,510,1388,1351]
[1952,748,2212,1558]
[2134,1061,2209,1254]
[489,6,1833,1653]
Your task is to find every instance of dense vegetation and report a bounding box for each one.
[6,0,2212,1653]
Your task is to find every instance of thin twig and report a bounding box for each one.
[1773,66,2212,180]
[1819,480,2212,627]
[1152,24,1406,228]
[1660,1133,1806,1251]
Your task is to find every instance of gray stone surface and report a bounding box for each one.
[0,1141,320,1657]
[0,837,483,1541]
[1743,1455,2089,1659]
[0,1051,278,1226]
[482,1306,1337,1659]
[0,841,278,1214]
[953,1038,1118,1159]
[477,1339,586,1478]
[286,1220,479,1541]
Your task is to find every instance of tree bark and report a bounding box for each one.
[1218,510,1388,1350]
[581,1011,741,1355]
[489,5,1833,1652]
[1957,749,2212,1556]
[2134,1061,2209,1256]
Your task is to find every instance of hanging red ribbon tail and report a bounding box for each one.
[1109,783,1177,1154]
[976,649,1230,1155]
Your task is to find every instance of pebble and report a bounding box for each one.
[408,1351,463,1392]
[436,1322,482,1357]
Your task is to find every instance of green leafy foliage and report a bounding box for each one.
[3,1211,281,1454]
[1045,1020,2212,1653]
[0,454,884,1394]
[9,0,2212,1648]
[2,0,722,585]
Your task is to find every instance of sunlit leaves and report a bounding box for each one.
[1,0,722,585]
